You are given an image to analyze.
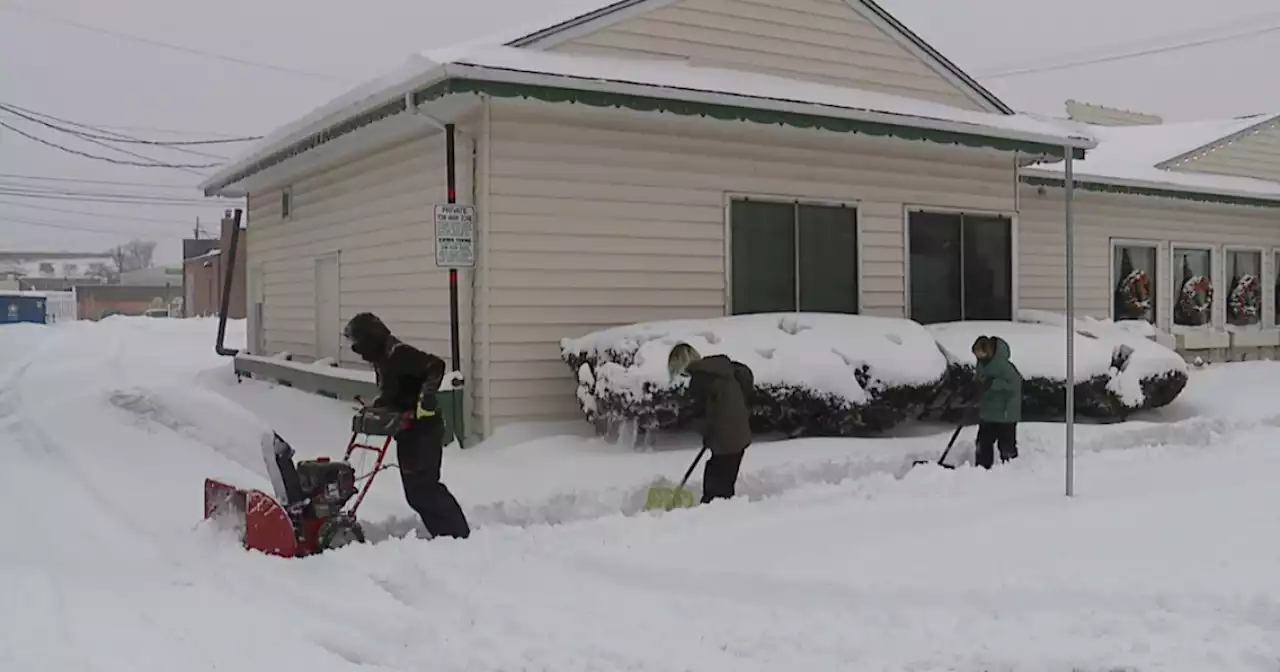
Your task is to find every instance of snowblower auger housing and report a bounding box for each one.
[203,415,398,558]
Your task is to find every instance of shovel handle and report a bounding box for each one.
[677,445,710,489]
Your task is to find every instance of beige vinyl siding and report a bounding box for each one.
[483,100,1016,426]
[245,131,473,370]
[1017,182,1280,331]
[546,0,988,111]
[1167,124,1280,183]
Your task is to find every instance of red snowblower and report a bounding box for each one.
[203,404,405,558]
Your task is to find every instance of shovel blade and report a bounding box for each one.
[644,485,696,512]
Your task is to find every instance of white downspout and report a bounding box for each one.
[480,96,494,439]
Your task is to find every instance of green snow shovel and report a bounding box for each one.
[644,445,709,512]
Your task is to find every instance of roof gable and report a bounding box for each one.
[1022,114,1280,207]
[1156,113,1280,178]
[504,0,1013,114]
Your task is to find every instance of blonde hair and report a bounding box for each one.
[667,342,702,379]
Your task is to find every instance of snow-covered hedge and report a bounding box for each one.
[924,310,1188,422]
[561,313,950,437]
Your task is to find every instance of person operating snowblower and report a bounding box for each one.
[344,312,470,539]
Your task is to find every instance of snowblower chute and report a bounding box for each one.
[202,407,403,558]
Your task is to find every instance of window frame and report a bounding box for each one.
[281,186,293,220]
[1222,245,1266,330]
[723,193,863,316]
[1168,242,1218,330]
[1108,237,1161,326]
[902,205,1019,323]
[1272,248,1280,328]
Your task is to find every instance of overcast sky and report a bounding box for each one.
[2,0,1277,264]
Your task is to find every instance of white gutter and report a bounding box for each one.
[445,61,1096,152]
[1021,166,1280,203]
[202,60,1095,196]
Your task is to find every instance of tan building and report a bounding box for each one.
[1020,108,1280,354]
[200,0,1280,440]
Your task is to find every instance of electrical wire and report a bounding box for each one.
[978,20,1280,79]
[0,4,344,82]
[0,199,225,224]
[0,173,200,190]
[0,103,229,162]
[0,190,221,207]
[0,120,223,169]
[1,215,177,236]
[0,185,214,205]
[51,125,218,176]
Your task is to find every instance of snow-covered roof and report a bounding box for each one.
[201,46,1094,195]
[1022,114,1280,204]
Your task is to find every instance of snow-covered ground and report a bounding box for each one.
[2,317,1278,671]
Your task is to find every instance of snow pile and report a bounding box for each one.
[561,313,949,437]
[8,315,1280,671]
[927,312,1188,421]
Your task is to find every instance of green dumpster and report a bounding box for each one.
[437,387,466,448]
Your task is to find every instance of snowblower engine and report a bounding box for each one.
[294,458,357,518]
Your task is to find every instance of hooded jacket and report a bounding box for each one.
[686,354,754,455]
[974,336,1023,424]
[345,313,445,415]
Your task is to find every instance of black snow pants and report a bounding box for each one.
[975,421,1018,470]
[395,417,470,539]
[701,450,745,504]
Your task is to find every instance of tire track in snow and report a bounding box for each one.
[4,323,168,563]
[0,326,102,672]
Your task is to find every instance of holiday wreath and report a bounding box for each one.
[1175,275,1213,326]
[1227,273,1261,325]
[1116,269,1152,319]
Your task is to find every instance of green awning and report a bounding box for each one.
[206,76,1086,194]
[1021,175,1280,209]
[417,78,1085,159]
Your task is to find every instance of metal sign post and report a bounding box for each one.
[435,123,476,448]
[1064,147,1076,498]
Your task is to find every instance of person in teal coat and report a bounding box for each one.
[972,335,1022,469]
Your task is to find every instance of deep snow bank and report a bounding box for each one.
[5,316,1279,672]
[562,313,949,437]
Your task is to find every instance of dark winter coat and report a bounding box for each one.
[974,336,1022,424]
[686,355,754,455]
[345,313,445,415]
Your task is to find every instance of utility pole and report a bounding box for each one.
[194,217,201,240]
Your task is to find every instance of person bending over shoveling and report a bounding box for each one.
[344,312,470,539]
[971,335,1022,470]
[668,343,755,504]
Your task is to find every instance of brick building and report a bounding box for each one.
[183,211,245,318]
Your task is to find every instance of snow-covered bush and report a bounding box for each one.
[561,313,950,438]
[1018,310,1188,412]
[925,311,1188,422]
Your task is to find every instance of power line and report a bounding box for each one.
[0,190,220,207]
[1,215,176,236]
[0,173,199,190]
[0,4,344,82]
[979,20,1280,79]
[0,185,213,204]
[49,124,218,176]
[0,103,229,162]
[0,102,259,144]
[0,199,228,223]
[0,120,223,169]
